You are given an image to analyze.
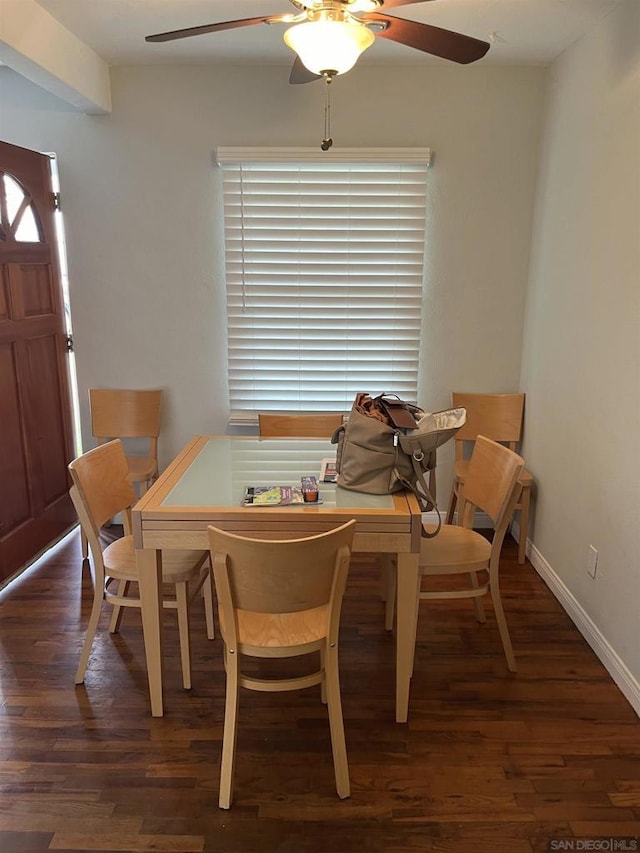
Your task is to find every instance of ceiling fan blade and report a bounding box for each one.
[145,16,275,43]
[289,57,322,85]
[365,14,490,64]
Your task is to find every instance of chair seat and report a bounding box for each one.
[125,454,157,483]
[104,535,207,584]
[419,524,491,573]
[454,459,533,489]
[218,604,328,650]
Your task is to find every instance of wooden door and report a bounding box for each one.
[0,141,76,585]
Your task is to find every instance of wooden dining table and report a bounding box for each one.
[132,435,423,722]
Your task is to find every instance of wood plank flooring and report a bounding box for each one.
[0,528,638,852]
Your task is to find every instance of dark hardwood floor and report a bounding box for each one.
[0,528,638,852]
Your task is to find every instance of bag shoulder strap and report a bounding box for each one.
[331,424,345,444]
[394,461,442,539]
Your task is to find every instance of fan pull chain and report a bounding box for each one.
[321,74,333,151]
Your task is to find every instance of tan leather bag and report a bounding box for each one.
[331,394,466,537]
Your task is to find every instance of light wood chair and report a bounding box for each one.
[258,412,344,439]
[89,388,163,495]
[446,392,534,564]
[69,440,215,689]
[81,388,163,563]
[207,519,356,809]
[387,436,524,673]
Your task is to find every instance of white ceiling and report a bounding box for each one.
[35,0,622,67]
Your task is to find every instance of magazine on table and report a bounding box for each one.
[242,484,323,506]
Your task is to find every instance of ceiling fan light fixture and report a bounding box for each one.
[348,0,380,11]
[284,19,375,76]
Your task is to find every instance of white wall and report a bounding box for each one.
[1,61,544,486]
[520,0,640,696]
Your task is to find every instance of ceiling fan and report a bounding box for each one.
[145,1,491,83]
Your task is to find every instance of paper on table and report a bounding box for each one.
[320,458,338,483]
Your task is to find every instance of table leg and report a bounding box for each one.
[395,551,420,723]
[136,547,164,717]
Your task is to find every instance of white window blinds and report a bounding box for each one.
[218,148,431,417]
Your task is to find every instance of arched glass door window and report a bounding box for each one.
[1,172,43,243]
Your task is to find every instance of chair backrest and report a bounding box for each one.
[451,393,524,459]
[90,389,163,441]
[68,439,136,534]
[208,520,356,647]
[460,435,524,530]
[258,412,344,438]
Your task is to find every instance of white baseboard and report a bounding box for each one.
[524,535,640,718]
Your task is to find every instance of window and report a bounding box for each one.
[217,148,431,421]
[1,173,42,242]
